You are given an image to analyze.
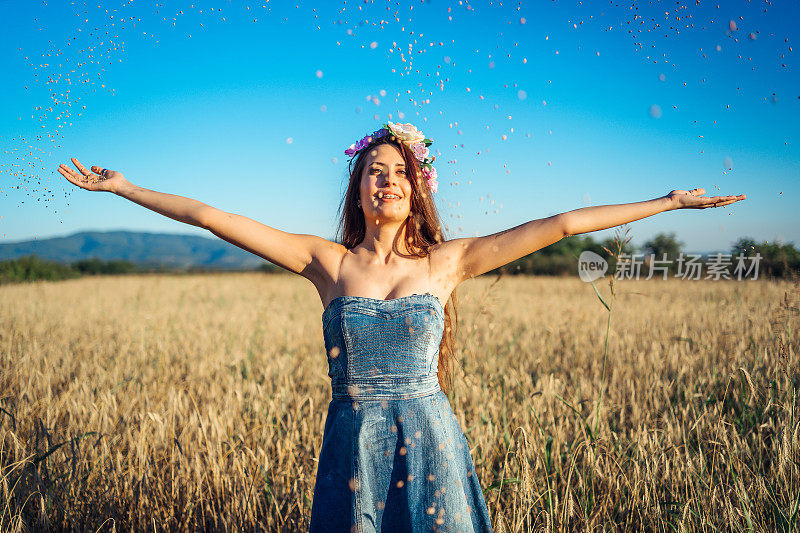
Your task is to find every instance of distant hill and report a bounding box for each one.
[0,231,269,270]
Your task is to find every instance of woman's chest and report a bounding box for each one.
[334,260,433,300]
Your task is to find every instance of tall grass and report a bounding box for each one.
[1,273,797,531]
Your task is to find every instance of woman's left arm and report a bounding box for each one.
[438,188,746,282]
[560,188,745,235]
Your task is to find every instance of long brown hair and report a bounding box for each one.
[336,134,458,393]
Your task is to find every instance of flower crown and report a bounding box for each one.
[344,122,438,193]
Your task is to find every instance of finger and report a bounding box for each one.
[691,188,706,196]
[91,165,106,175]
[71,157,92,176]
[59,163,84,181]
[57,167,74,183]
[58,167,86,187]
[709,197,741,207]
[711,195,744,203]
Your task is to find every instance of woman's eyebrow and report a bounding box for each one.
[370,162,406,167]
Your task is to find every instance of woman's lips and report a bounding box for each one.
[375,194,401,203]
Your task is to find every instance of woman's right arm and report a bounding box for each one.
[113,180,209,229]
[197,207,341,278]
[58,158,342,279]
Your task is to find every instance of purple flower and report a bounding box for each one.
[344,129,390,157]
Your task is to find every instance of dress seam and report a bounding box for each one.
[353,398,361,532]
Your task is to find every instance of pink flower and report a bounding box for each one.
[422,166,438,193]
[410,142,430,161]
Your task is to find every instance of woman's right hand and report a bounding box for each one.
[57,157,130,194]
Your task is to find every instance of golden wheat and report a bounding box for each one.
[1,273,797,531]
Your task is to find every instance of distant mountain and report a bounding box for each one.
[0,231,270,270]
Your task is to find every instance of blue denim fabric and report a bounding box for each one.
[310,293,492,533]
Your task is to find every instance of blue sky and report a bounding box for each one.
[1,0,797,253]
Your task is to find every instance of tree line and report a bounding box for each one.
[487,233,799,279]
[1,234,797,285]
[0,256,282,284]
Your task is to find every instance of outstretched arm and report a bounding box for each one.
[437,188,746,282]
[57,158,341,279]
[559,188,744,236]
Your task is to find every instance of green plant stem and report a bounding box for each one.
[594,301,612,436]
[590,279,614,438]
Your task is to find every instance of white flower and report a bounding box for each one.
[387,121,426,145]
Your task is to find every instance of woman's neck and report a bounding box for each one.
[357,219,414,261]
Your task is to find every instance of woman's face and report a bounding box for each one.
[359,143,413,223]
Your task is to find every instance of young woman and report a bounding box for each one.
[58,122,745,532]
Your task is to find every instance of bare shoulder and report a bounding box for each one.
[427,237,472,286]
[308,237,348,282]
[428,238,470,261]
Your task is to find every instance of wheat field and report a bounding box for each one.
[1,273,798,531]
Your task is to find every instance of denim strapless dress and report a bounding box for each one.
[309,293,493,533]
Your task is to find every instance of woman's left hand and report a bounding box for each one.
[666,188,746,210]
